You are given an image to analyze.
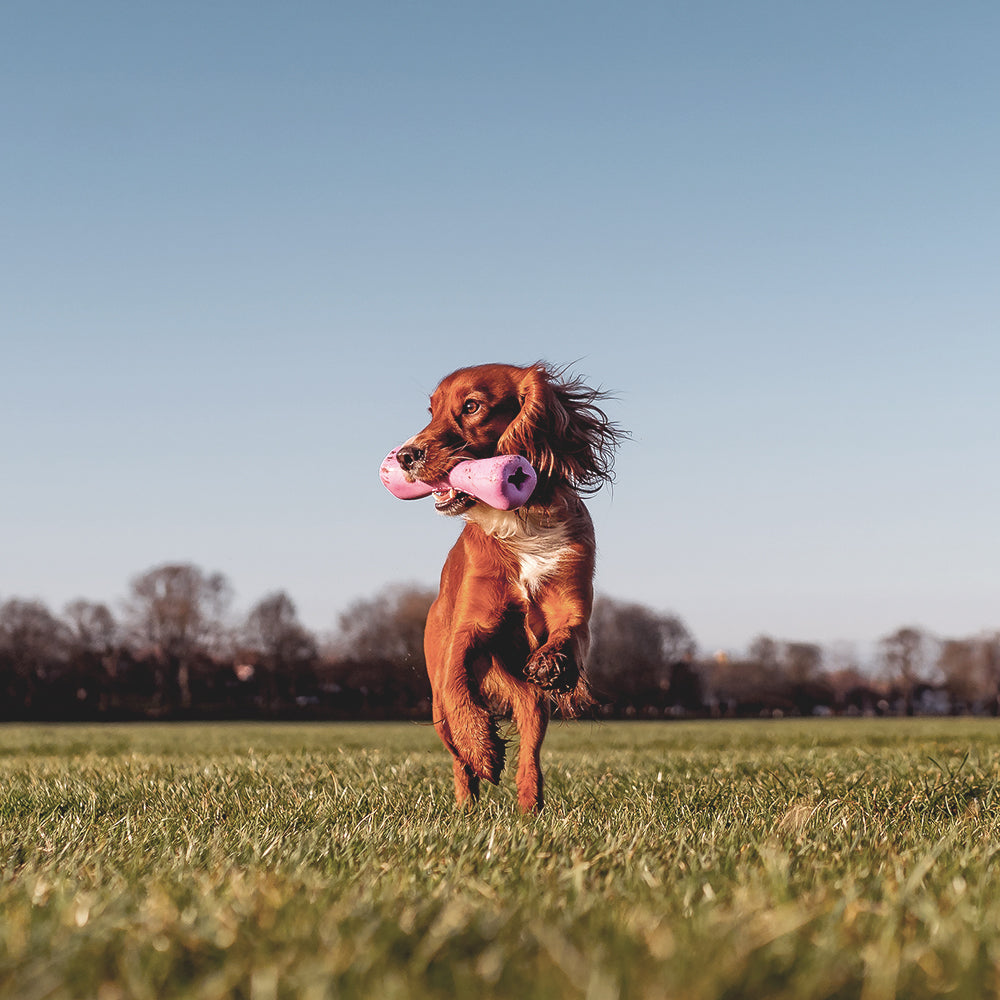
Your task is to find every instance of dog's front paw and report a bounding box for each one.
[525,644,579,692]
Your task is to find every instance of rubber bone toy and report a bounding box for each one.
[379,449,537,511]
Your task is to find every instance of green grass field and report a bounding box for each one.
[2,719,1000,999]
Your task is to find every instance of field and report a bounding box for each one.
[2,719,1000,1000]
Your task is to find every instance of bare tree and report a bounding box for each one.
[588,596,697,704]
[982,634,1000,715]
[745,637,821,685]
[784,642,823,685]
[939,638,978,707]
[747,635,781,672]
[64,600,120,712]
[705,635,833,717]
[707,641,777,715]
[327,585,437,716]
[333,584,437,669]
[938,634,1000,713]
[64,600,117,653]
[243,591,318,710]
[879,626,938,715]
[0,599,71,713]
[124,563,232,710]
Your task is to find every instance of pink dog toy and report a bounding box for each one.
[379,449,537,510]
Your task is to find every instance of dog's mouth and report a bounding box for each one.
[433,488,476,515]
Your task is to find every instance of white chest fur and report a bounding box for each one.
[465,506,572,596]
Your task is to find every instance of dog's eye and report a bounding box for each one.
[462,399,481,415]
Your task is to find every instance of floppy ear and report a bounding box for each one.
[498,362,625,497]
[497,365,568,487]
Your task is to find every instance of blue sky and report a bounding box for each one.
[3,1,998,656]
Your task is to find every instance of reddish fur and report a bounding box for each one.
[396,362,623,813]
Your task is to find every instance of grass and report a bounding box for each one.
[2,718,1000,999]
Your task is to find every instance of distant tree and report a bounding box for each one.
[64,599,118,654]
[0,598,71,714]
[587,596,697,706]
[706,645,776,716]
[982,634,1000,715]
[722,635,786,710]
[333,584,436,669]
[124,563,233,711]
[879,626,938,715]
[824,640,864,678]
[63,600,120,713]
[821,643,881,713]
[242,591,318,710]
[938,639,973,706]
[938,634,1000,713]
[705,635,833,717]
[328,585,438,717]
[784,642,823,685]
[747,635,781,672]
[744,636,822,686]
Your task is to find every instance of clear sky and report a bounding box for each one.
[3,1,998,657]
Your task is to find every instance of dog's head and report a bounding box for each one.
[395,362,623,514]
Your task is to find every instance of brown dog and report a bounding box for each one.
[395,362,623,812]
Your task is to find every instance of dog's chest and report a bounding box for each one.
[513,537,571,596]
[467,506,572,596]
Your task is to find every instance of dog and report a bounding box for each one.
[394,362,624,813]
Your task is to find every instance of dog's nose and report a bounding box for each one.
[396,445,425,472]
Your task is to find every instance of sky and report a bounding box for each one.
[3,1,998,658]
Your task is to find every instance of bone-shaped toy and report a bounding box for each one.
[379,449,537,510]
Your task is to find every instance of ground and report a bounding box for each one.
[2,718,999,999]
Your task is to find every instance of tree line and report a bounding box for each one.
[1,562,998,721]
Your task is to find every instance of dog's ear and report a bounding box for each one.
[498,363,624,496]
[497,365,565,485]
